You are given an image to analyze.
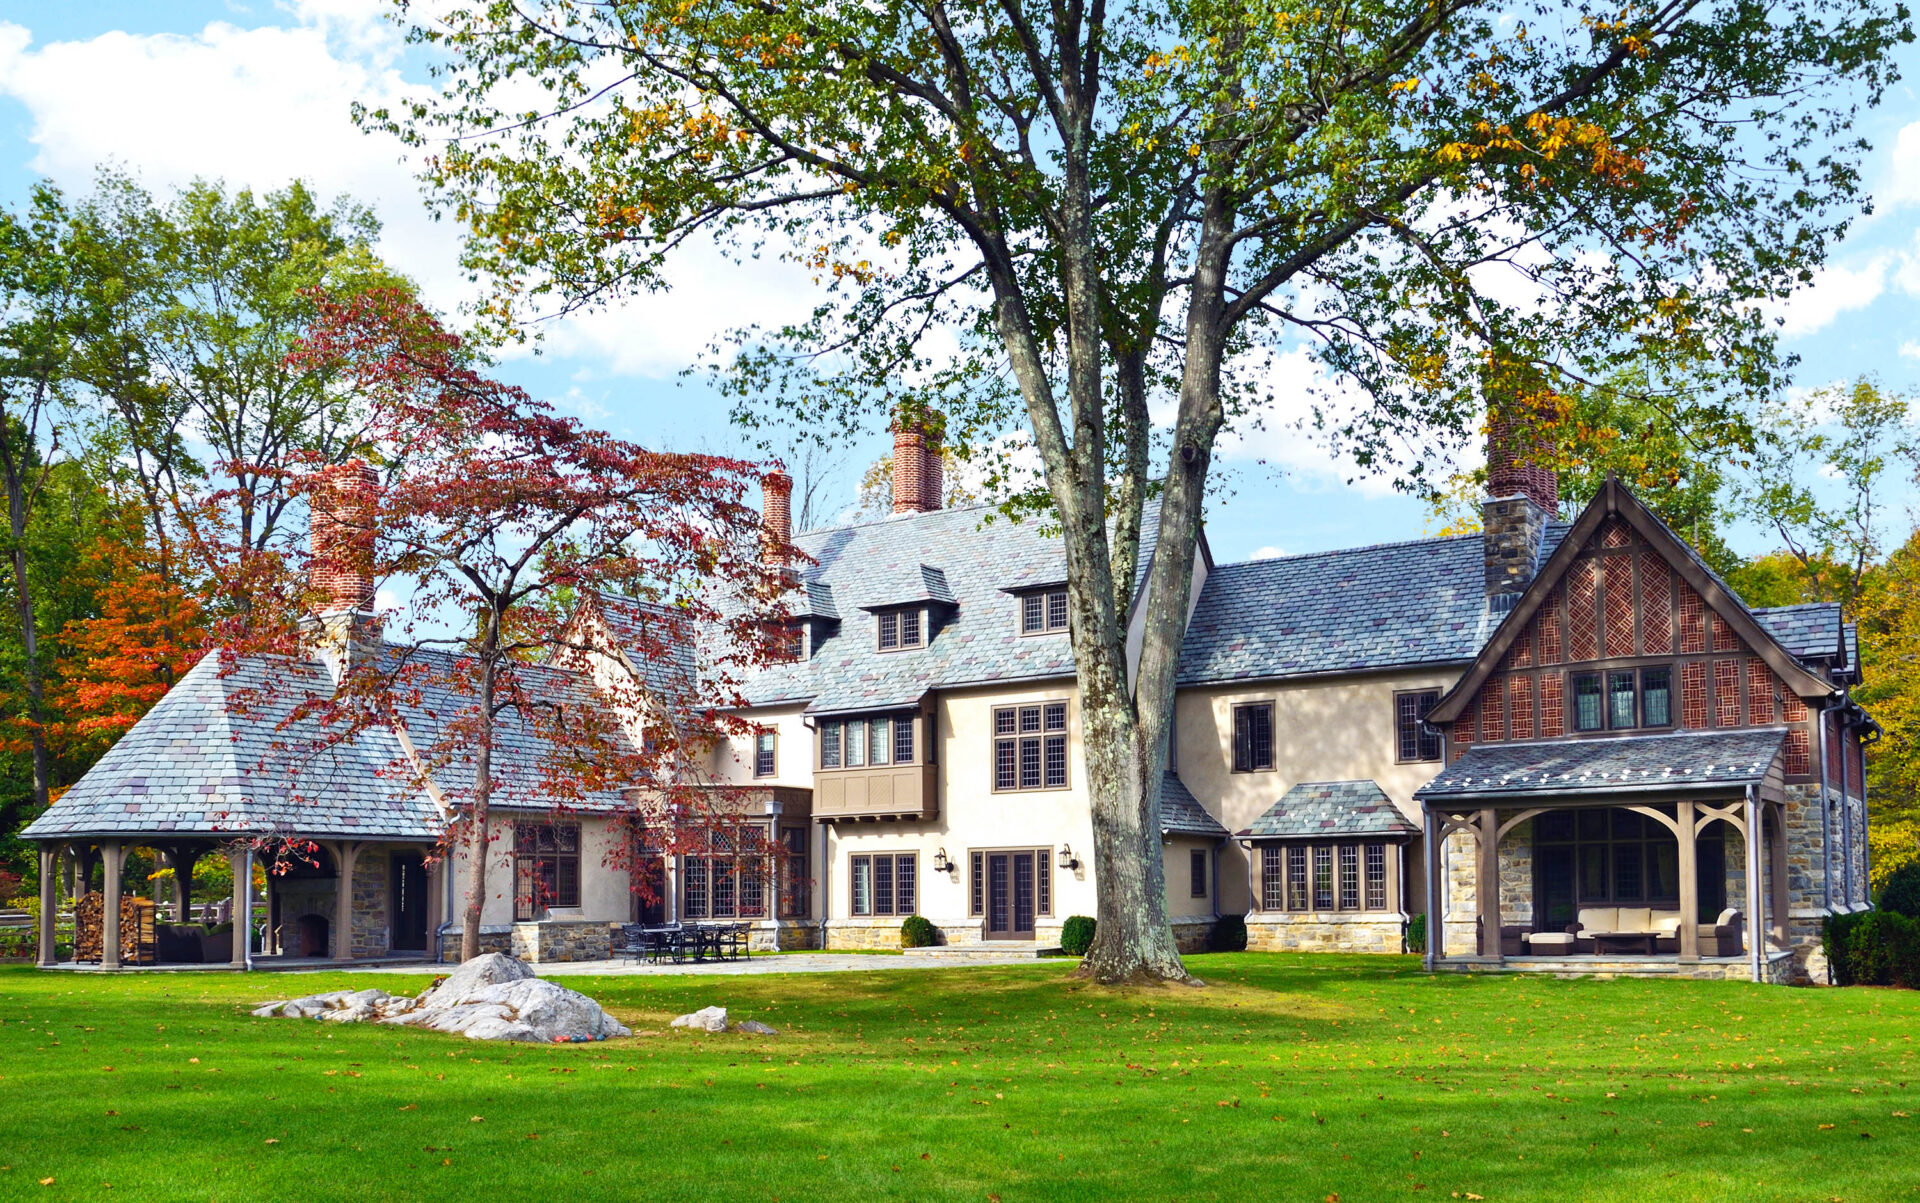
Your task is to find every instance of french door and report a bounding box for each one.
[390,853,428,951]
[984,851,1038,940]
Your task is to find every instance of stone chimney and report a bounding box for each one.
[1482,412,1557,611]
[311,461,378,614]
[761,470,793,565]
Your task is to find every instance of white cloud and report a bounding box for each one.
[1878,119,1920,211]
[1901,340,1920,360]
[1250,545,1285,560]
[1214,345,1412,498]
[1770,255,1889,338]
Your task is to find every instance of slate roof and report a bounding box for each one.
[1416,728,1788,801]
[1178,534,1496,684]
[1159,773,1229,838]
[1239,780,1420,839]
[742,504,1088,712]
[1751,603,1845,664]
[23,641,639,843]
[591,593,698,699]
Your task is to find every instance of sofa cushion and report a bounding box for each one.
[1651,913,1684,935]
[1524,932,1575,947]
[1615,907,1652,933]
[1576,907,1617,934]
[1715,908,1740,928]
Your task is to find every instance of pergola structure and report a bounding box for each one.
[1418,729,1793,981]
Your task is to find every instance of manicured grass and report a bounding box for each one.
[2,955,1917,1201]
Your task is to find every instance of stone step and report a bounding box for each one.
[901,943,1062,959]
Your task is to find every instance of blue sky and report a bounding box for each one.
[2,0,1916,565]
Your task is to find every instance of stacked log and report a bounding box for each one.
[73,894,156,964]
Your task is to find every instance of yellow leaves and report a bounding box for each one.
[1390,77,1422,94]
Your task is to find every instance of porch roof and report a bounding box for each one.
[1238,779,1419,840]
[1415,728,1787,803]
[1159,773,1230,838]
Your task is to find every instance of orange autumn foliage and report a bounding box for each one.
[52,537,207,756]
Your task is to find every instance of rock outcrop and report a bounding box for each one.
[253,954,631,1043]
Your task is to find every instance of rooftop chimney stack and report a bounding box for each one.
[1482,411,1557,611]
[892,416,931,515]
[920,425,944,513]
[761,470,793,565]
[311,460,379,615]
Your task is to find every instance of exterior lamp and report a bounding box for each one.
[932,847,953,874]
[1057,845,1079,871]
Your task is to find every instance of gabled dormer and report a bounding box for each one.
[858,564,954,653]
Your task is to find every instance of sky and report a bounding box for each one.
[1,0,1917,566]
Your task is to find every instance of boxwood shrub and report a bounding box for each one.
[899,915,938,948]
[1876,862,1920,920]
[1060,915,1096,957]
[1825,910,1920,987]
[1209,914,1248,952]
[1405,913,1427,955]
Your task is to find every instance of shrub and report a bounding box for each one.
[1060,915,1096,956]
[1826,910,1920,987]
[1209,914,1248,952]
[1876,861,1920,919]
[899,915,938,949]
[1405,913,1427,954]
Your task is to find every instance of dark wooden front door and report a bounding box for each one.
[984,852,1037,940]
[634,858,667,925]
[390,853,428,951]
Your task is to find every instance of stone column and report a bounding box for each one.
[1478,809,1501,963]
[1677,801,1699,962]
[333,842,359,963]
[37,844,57,967]
[1769,803,1790,950]
[1424,812,1442,969]
[101,842,125,970]
[1744,792,1765,981]
[228,846,250,969]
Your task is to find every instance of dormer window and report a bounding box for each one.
[878,607,924,651]
[1020,587,1069,635]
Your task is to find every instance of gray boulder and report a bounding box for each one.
[258,954,629,1043]
[417,953,533,1007]
[735,1019,778,1036]
[670,1005,729,1033]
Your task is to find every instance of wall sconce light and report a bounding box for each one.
[1057,844,1079,871]
[932,847,953,874]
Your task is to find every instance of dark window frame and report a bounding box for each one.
[1260,841,1393,914]
[1231,702,1276,773]
[876,607,925,652]
[967,847,1054,917]
[991,702,1070,792]
[1532,806,1680,908]
[1572,666,1676,733]
[682,827,771,921]
[1189,848,1208,898]
[1395,690,1442,762]
[513,822,582,920]
[1018,587,1071,636]
[850,852,918,917]
[753,729,776,778]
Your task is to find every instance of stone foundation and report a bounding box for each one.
[437,926,512,960]
[508,918,612,963]
[1246,914,1405,954]
[1170,919,1214,955]
[1435,951,1798,982]
[350,852,390,959]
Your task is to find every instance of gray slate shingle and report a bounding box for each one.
[1416,729,1788,800]
[1160,773,1229,838]
[1239,780,1419,839]
[1750,603,1845,664]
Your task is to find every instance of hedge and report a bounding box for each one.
[1825,910,1920,987]
[1060,915,1096,957]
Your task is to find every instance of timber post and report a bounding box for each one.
[1677,801,1699,963]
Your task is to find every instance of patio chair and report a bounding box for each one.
[611,924,648,964]
[728,923,752,960]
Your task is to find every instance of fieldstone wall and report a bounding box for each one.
[1443,828,1478,956]
[1246,914,1404,954]
[1437,951,1799,982]
[1498,821,1533,926]
[350,853,389,959]
[1170,919,1214,955]
[437,926,512,960]
[507,919,611,963]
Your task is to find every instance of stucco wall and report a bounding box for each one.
[444,812,633,928]
[708,703,816,788]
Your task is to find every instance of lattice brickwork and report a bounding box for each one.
[1785,728,1811,776]
[1711,611,1739,653]
[1682,662,1708,728]
[1714,659,1741,726]
[1509,675,1535,740]
[1567,560,1599,660]
[1506,627,1533,669]
[1784,691,1807,723]
[1537,588,1562,665]
[1678,584,1706,653]
[1539,673,1564,737]
[1600,518,1633,548]
[1746,658,1775,724]
[1455,697,1477,743]
[1640,556,1672,654]
[1603,556,1635,658]
[1480,677,1506,742]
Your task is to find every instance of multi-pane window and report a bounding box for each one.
[850,852,917,916]
[1190,849,1208,898]
[1573,667,1674,732]
[820,714,917,769]
[1231,702,1275,773]
[1261,842,1393,913]
[992,702,1069,791]
[819,720,842,768]
[779,827,810,918]
[893,715,915,764]
[966,849,1052,916]
[513,823,581,920]
[1395,691,1442,762]
[683,828,769,920]
[878,608,924,651]
[1020,587,1070,635]
[754,730,776,777]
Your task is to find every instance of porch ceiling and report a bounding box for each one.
[1415,728,1787,804]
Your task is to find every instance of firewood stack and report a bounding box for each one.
[73,894,157,964]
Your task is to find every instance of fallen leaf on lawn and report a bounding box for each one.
[1819,1124,1835,1131]
[470,1117,484,1123]
[526,1133,540,1140]
[1697,1122,1714,1128]
[39,1179,53,1187]
[1894,1112,1910,1118]
[398,1105,416,1111]
[264,1139,279,1145]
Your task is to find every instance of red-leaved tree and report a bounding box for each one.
[226,290,787,960]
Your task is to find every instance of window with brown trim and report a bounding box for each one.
[1231,702,1275,772]
[850,852,917,916]
[753,730,776,777]
[1395,690,1441,762]
[967,848,1053,916]
[779,826,810,918]
[1019,587,1070,635]
[683,828,769,920]
[820,713,917,769]
[1259,842,1393,913]
[877,608,924,651]
[1189,849,1208,898]
[992,702,1069,790]
[513,823,581,920]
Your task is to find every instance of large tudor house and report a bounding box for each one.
[24,426,1876,984]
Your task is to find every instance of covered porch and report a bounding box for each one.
[1416,729,1798,983]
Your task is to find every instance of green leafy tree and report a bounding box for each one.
[381,0,1908,981]
[1857,532,1920,887]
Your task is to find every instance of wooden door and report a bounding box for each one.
[390,853,428,951]
[984,852,1038,940]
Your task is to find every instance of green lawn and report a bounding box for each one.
[1,955,1916,1201]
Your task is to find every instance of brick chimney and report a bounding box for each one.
[761,470,793,565]
[893,422,930,515]
[1482,412,1557,611]
[311,461,378,615]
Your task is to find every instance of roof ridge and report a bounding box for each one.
[793,500,1007,539]
[1213,531,1481,571]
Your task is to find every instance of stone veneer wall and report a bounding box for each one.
[350,852,390,959]
[1443,828,1478,956]
[1498,821,1533,927]
[509,919,612,963]
[437,926,512,960]
[1246,915,1404,954]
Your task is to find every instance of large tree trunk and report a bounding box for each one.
[460,648,498,962]
[0,426,49,815]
